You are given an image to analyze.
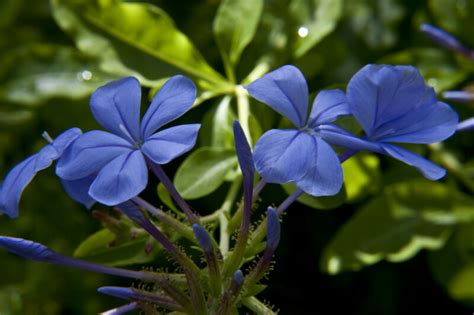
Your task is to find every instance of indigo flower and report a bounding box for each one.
[457,117,474,132]
[420,23,474,59]
[56,76,200,206]
[320,64,459,180]
[245,65,350,196]
[0,128,94,218]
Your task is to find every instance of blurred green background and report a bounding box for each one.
[1,0,473,314]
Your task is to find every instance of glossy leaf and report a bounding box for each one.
[290,0,343,57]
[0,45,115,105]
[213,0,263,67]
[342,153,380,202]
[52,0,226,86]
[174,147,238,199]
[282,183,346,210]
[74,229,158,267]
[322,180,474,274]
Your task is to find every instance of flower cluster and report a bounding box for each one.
[0,63,460,313]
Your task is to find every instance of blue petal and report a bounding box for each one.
[0,236,55,262]
[89,150,148,206]
[295,137,343,196]
[317,124,383,153]
[51,128,82,155]
[347,65,438,138]
[377,101,458,144]
[90,77,141,142]
[233,121,254,182]
[253,129,314,183]
[0,156,38,218]
[245,65,309,128]
[98,286,134,301]
[381,143,446,180]
[266,207,281,251]
[141,124,200,165]
[457,117,474,132]
[60,176,96,208]
[308,89,350,127]
[56,131,134,180]
[141,75,196,139]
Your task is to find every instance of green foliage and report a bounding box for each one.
[214,0,264,70]
[342,153,381,202]
[322,180,474,274]
[174,147,238,199]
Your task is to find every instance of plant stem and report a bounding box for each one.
[242,297,276,315]
[236,85,252,145]
[219,177,242,255]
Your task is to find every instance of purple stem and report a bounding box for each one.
[148,161,199,225]
[100,302,138,315]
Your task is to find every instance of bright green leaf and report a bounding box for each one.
[52,0,226,87]
[174,147,238,199]
[0,45,116,105]
[213,0,264,68]
[342,153,380,202]
[282,183,346,210]
[379,48,467,92]
[290,0,343,57]
[321,180,474,274]
[157,182,178,213]
[74,229,158,267]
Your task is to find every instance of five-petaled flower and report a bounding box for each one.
[0,128,93,218]
[56,76,201,206]
[319,64,459,180]
[245,65,350,196]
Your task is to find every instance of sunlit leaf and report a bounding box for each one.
[290,0,343,57]
[0,44,116,105]
[174,147,238,199]
[282,182,346,210]
[322,180,474,274]
[214,0,264,67]
[52,0,226,87]
[74,228,158,266]
[342,153,380,202]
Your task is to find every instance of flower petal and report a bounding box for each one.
[253,129,314,183]
[378,101,458,144]
[295,137,343,196]
[347,65,437,138]
[308,89,350,127]
[317,124,383,153]
[245,65,309,128]
[60,176,96,208]
[141,75,196,139]
[90,77,141,142]
[56,131,134,180]
[141,124,200,165]
[51,128,82,155]
[381,143,446,180]
[89,150,148,206]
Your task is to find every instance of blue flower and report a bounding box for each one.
[0,128,93,218]
[245,65,350,196]
[319,64,459,180]
[56,76,200,206]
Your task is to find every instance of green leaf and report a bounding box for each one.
[379,48,467,92]
[345,0,404,49]
[0,45,116,105]
[290,0,343,57]
[157,182,178,213]
[0,109,33,128]
[212,96,236,148]
[174,147,238,199]
[321,180,474,274]
[342,153,380,202]
[74,229,158,266]
[429,0,474,47]
[213,0,263,68]
[52,0,226,87]
[282,183,346,210]
[429,223,474,306]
